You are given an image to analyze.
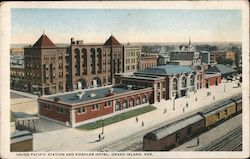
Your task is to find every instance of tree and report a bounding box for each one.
[216,56,234,66]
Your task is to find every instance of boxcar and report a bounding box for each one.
[230,95,242,113]
[143,114,205,151]
[198,100,236,128]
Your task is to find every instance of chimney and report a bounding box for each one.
[76,40,83,45]
[71,38,75,44]
[76,91,84,99]
[54,97,61,102]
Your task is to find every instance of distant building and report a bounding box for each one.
[123,44,142,73]
[10,48,24,56]
[200,51,211,64]
[140,53,158,70]
[170,38,202,67]
[158,53,170,66]
[206,64,237,78]
[210,51,236,63]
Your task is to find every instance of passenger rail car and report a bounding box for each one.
[143,94,242,151]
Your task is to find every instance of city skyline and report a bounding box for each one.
[11,9,242,44]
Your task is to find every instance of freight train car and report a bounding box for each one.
[143,94,242,151]
[143,114,205,151]
[198,100,237,128]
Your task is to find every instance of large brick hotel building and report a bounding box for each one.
[38,65,221,127]
[23,34,157,95]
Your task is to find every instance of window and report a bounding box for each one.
[105,101,111,107]
[173,78,178,90]
[176,132,180,142]
[182,77,187,87]
[56,106,64,113]
[190,75,194,86]
[187,127,192,135]
[217,113,220,121]
[78,107,86,114]
[44,104,51,110]
[123,100,128,109]
[92,104,99,111]
[198,122,201,128]
[225,109,228,116]
[143,95,147,103]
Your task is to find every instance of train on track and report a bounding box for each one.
[143,94,242,151]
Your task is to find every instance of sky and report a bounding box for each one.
[11,9,242,44]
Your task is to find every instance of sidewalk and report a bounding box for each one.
[33,80,242,151]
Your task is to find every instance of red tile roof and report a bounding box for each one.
[104,35,121,46]
[33,34,56,48]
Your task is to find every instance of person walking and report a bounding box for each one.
[163,108,167,114]
[213,96,215,101]
[197,136,200,146]
[183,107,185,113]
[142,121,144,127]
[136,116,138,122]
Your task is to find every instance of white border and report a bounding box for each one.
[0,1,249,159]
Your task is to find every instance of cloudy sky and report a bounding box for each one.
[11,9,242,44]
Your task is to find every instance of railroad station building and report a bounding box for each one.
[38,64,222,127]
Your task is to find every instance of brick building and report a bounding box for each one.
[21,33,152,95]
[38,85,153,127]
[140,53,158,70]
[24,34,68,95]
[123,44,142,73]
[68,38,110,91]
[38,64,222,127]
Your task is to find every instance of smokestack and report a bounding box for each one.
[71,38,75,44]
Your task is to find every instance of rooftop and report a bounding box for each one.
[207,64,237,75]
[144,114,203,140]
[32,33,56,48]
[44,85,147,105]
[137,65,196,76]
[104,35,121,46]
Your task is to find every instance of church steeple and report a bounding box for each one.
[188,36,191,45]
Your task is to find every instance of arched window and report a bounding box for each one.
[143,95,147,103]
[173,78,178,90]
[190,75,194,86]
[123,100,128,109]
[115,101,121,111]
[129,98,134,107]
[182,76,187,87]
[136,97,142,105]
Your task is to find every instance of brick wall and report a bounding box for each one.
[75,102,113,123]
[39,102,70,123]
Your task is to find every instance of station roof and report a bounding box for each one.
[207,64,236,75]
[137,65,196,76]
[144,114,203,140]
[13,112,39,121]
[45,85,146,104]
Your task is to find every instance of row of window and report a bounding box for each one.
[44,104,65,113]
[77,101,112,114]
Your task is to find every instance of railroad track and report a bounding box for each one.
[200,126,242,151]
[98,95,242,152]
